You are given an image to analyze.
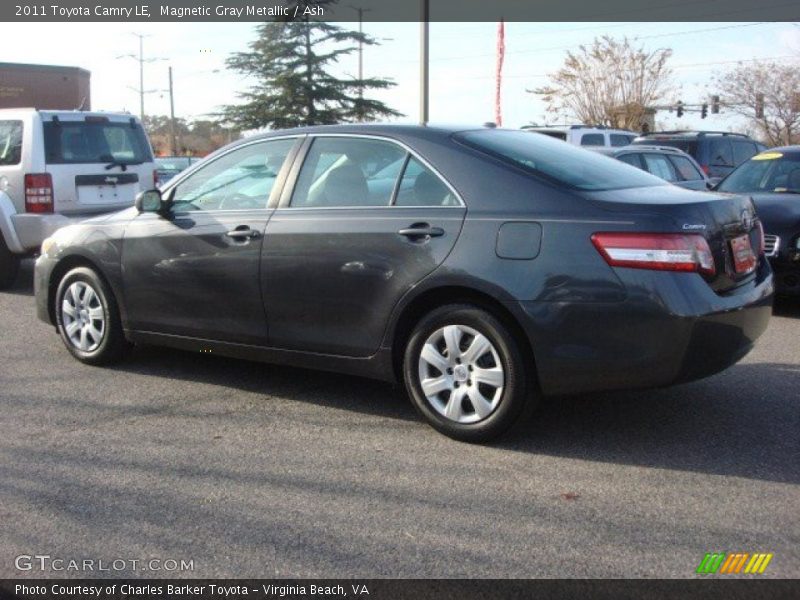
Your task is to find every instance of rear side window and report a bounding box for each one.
[43,120,153,165]
[617,153,643,169]
[668,154,704,181]
[642,154,678,182]
[0,120,23,166]
[291,137,406,208]
[455,129,665,191]
[610,134,634,147]
[580,133,605,146]
[395,156,458,207]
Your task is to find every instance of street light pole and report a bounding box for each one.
[420,0,429,125]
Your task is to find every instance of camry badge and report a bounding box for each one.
[682,223,706,230]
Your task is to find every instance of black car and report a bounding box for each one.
[715,147,800,296]
[632,131,766,181]
[34,125,773,441]
[592,145,711,190]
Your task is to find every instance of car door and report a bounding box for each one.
[261,135,466,357]
[121,137,299,345]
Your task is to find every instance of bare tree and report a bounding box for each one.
[531,36,674,131]
[714,61,800,146]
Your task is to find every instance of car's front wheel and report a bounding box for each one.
[403,304,534,442]
[55,266,129,365]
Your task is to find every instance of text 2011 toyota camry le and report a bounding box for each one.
[34,125,774,441]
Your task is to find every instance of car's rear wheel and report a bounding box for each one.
[55,267,129,365]
[403,304,533,442]
[0,234,20,290]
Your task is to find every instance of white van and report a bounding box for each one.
[522,125,638,148]
[0,109,156,288]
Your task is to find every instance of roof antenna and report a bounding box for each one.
[76,96,88,111]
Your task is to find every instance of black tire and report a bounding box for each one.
[403,304,535,442]
[55,266,129,365]
[0,233,20,290]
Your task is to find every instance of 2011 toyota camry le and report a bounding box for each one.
[34,125,774,442]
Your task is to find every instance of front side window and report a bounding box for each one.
[291,137,406,208]
[0,120,23,166]
[455,129,665,192]
[669,155,704,181]
[170,138,295,211]
[580,133,605,146]
[43,120,152,164]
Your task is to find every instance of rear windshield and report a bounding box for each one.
[44,120,153,165]
[456,130,666,191]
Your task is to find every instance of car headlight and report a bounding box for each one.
[40,237,57,256]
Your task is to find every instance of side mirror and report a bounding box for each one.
[135,189,164,213]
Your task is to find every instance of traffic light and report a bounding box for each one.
[676,101,684,118]
[711,95,720,114]
[701,103,708,119]
[755,94,765,119]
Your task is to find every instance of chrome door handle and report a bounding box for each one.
[225,227,260,239]
[398,225,445,238]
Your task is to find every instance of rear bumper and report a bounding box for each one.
[515,261,774,396]
[10,214,80,253]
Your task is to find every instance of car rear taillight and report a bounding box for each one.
[756,221,766,255]
[591,232,716,276]
[24,173,54,214]
[153,169,159,187]
[700,164,710,175]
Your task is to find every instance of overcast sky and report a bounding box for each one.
[3,21,799,132]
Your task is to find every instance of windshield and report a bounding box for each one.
[455,130,666,191]
[44,120,153,165]
[717,152,800,194]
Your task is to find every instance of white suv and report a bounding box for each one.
[522,125,638,148]
[0,109,156,288]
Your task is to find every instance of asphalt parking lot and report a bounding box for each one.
[1,260,798,579]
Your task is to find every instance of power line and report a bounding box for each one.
[423,22,774,63]
[456,54,798,81]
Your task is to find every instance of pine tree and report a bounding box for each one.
[220,5,402,130]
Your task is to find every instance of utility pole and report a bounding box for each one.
[116,33,165,124]
[348,5,371,122]
[420,0,429,125]
[168,66,177,155]
[137,33,145,121]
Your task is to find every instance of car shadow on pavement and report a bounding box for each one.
[773,296,800,318]
[4,259,34,297]
[113,344,417,423]
[501,361,800,485]
[110,342,800,485]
